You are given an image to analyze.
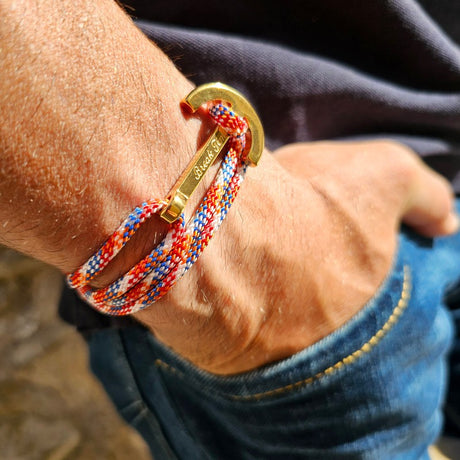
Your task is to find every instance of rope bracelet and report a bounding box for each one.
[67,83,264,316]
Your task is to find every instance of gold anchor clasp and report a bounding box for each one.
[160,82,264,224]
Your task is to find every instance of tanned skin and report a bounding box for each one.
[0,0,457,374]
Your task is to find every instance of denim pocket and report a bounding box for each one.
[143,237,453,459]
[90,232,456,459]
[152,253,411,401]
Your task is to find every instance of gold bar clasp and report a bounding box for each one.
[160,82,264,224]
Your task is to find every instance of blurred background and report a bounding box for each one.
[0,246,151,459]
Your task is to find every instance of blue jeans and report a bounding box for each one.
[88,201,460,459]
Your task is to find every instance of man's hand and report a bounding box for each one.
[136,140,458,374]
[0,0,456,376]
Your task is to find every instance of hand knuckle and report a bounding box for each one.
[377,140,419,177]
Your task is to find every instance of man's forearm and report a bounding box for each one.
[0,0,203,273]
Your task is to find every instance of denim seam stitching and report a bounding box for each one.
[155,265,411,401]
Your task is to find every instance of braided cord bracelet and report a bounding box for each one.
[67,83,264,316]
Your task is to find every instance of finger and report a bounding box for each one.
[401,160,459,237]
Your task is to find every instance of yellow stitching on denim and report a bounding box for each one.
[155,265,411,402]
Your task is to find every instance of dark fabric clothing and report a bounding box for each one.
[128,0,460,90]
[60,1,460,333]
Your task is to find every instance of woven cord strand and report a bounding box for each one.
[67,103,249,316]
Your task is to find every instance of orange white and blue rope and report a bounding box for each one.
[67,103,249,316]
